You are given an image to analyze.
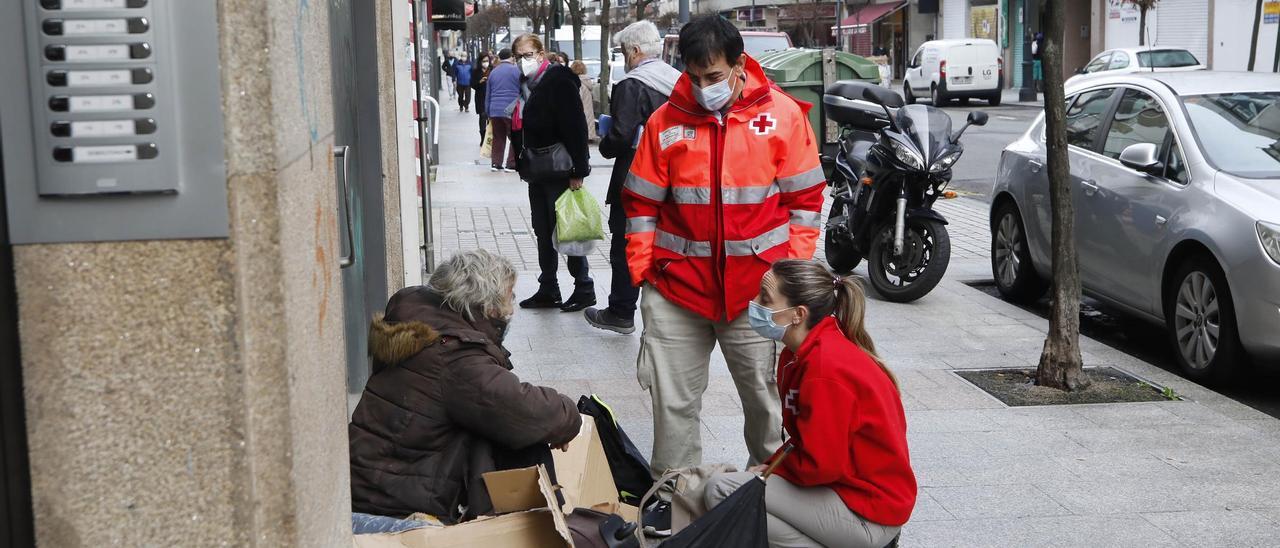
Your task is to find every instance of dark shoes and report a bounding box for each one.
[519,291,562,309]
[584,307,636,334]
[559,290,596,313]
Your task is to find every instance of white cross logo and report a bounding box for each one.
[784,389,800,415]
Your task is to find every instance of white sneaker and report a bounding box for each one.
[490,166,500,172]
[502,167,517,173]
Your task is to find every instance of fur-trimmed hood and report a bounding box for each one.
[368,316,440,366]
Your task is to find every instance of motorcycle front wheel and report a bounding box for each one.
[867,217,951,303]
[824,204,863,273]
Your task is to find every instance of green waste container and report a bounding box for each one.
[757,49,882,154]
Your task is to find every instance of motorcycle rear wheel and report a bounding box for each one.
[824,204,863,273]
[867,218,951,303]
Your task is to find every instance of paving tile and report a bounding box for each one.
[902,515,1178,548]
[925,484,1069,520]
[1141,509,1280,547]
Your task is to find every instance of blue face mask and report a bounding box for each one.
[748,301,797,341]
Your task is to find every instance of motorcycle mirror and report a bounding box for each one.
[967,111,989,126]
[861,86,905,109]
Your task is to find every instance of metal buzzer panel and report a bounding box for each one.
[25,0,175,195]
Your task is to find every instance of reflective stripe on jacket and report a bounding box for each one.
[623,55,825,322]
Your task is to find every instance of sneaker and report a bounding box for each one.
[519,291,562,309]
[490,165,500,172]
[559,290,597,313]
[584,307,636,334]
[641,500,671,538]
[502,167,517,173]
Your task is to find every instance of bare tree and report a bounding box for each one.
[599,0,612,109]
[1035,0,1086,391]
[468,4,510,44]
[634,0,657,20]
[1124,0,1158,46]
[566,0,586,59]
[509,0,550,34]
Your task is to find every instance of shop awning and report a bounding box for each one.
[832,1,907,30]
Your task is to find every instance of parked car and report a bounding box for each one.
[661,30,792,70]
[1066,47,1205,86]
[903,39,1002,106]
[990,71,1280,381]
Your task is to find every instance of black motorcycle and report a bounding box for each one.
[820,81,987,303]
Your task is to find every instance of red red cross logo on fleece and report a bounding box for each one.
[750,113,776,136]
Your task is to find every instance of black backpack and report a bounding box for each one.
[577,395,655,505]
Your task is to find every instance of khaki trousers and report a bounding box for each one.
[638,286,784,474]
[705,471,902,548]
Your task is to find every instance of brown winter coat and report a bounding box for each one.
[348,286,581,522]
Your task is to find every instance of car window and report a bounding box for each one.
[1164,140,1189,184]
[1183,91,1280,178]
[1109,52,1130,70]
[1137,50,1200,68]
[911,49,922,67]
[1102,89,1169,160]
[1066,88,1117,150]
[1085,53,1112,73]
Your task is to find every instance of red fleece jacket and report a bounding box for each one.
[767,316,917,527]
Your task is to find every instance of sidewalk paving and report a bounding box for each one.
[427,103,1280,547]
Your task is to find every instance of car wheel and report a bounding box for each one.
[988,92,1002,106]
[931,84,946,106]
[990,200,1047,303]
[1165,257,1245,383]
[904,84,916,104]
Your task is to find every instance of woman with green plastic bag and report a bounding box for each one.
[511,34,596,313]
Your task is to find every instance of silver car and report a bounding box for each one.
[990,71,1280,381]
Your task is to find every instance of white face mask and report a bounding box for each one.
[520,57,541,77]
[693,67,739,112]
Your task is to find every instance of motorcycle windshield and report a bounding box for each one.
[893,105,954,165]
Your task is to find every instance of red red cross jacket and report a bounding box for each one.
[768,316,917,527]
[622,55,826,322]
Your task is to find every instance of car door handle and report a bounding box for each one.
[1080,179,1099,196]
[1028,159,1042,173]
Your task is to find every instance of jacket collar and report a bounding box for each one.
[380,286,511,364]
[667,55,773,124]
[795,316,842,362]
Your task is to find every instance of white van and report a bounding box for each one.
[903,39,1002,106]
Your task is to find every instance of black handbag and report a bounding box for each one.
[519,142,575,182]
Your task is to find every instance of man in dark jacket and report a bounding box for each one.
[583,21,681,334]
[349,250,581,523]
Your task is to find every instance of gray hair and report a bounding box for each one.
[614,20,663,59]
[427,249,517,321]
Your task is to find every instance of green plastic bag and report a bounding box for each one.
[555,188,605,243]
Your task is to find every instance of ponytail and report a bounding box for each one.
[771,259,899,391]
[833,276,898,391]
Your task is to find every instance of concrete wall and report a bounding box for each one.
[7,0,403,544]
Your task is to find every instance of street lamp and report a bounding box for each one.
[1019,0,1036,102]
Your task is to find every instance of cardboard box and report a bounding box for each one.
[353,465,572,548]
[353,414,628,547]
[552,414,621,513]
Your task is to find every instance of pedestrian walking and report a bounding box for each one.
[622,15,826,477]
[703,260,915,548]
[454,53,473,112]
[569,60,598,142]
[485,48,521,172]
[583,20,680,335]
[349,250,582,524]
[510,33,595,313]
[442,53,457,99]
[473,53,492,144]
[1032,32,1045,92]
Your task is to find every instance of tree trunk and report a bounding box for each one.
[1250,0,1264,71]
[1035,0,1086,392]
[571,5,583,60]
[599,0,612,109]
[1137,7,1147,46]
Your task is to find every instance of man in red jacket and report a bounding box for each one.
[623,15,825,482]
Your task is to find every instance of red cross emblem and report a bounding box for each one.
[750,113,776,135]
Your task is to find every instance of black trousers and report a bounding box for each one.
[478,112,488,143]
[456,85,471,110]
[607,202,639,319]
[528,179,592,294]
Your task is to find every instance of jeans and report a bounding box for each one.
[489,117,518,169]
[606,203,639,319]
[527,179,592,295]
[456,85,471,110]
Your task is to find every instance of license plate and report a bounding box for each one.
[952,76,972,84]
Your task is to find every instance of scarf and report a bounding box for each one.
[620,57,681,97]
[511,60,550,131]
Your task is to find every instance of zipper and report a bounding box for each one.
[711,117,726,321]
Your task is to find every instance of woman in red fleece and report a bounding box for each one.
[704,259,916,548]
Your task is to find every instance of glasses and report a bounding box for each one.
[514,51,539,61]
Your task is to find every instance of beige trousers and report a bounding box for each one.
[705,471,902,548]
[637,286,784,474]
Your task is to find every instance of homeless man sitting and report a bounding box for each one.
[349,249,582,523]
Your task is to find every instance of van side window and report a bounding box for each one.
[911,50,922,67]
